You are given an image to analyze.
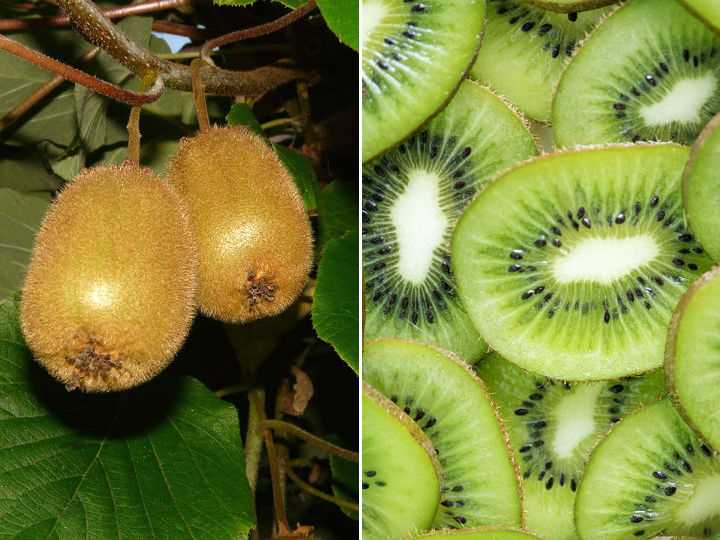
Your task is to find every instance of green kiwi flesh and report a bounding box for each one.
[361,0,485,162]
[553,0,720,148]
[667,267,720,450]
[683,113,720,262]
[414,527,541,539]
[680,0,720,34]
[452,144,713,381]
[362,383,442,540]
[575,399,720,539]
[471,2,609,122]
[363,338,522,529]
[476,353,665,540]
[521,0,617,12]
[363,81,537,362]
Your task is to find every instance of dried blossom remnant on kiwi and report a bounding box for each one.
[167,126,313,323]
[64,340,123,392]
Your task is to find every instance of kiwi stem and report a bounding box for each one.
[246,390,265,496]
[262,419,359,462]
[0,34,165,106]
[199,0,317,65]
[215,383,250,398]
[191,58,210,133]
[126,106,142,165]
[256,391,290,531]
[284,460,360,512]
[0,46,99,132]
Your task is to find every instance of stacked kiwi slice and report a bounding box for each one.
[362,0,720,539]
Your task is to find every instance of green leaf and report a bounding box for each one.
[0,149,62,192]
[0,298,255,538]
[317,0,359,51]
[101,138,181,176]
[318,180,357,249]
[312,231,359,372]
[275,145,320,211]
[226,103,263,135]
[0,190,50,299]
[330,454,358,520]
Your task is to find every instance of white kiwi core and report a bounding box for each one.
[551,385,602,459]
[676,475,720,526]
[361,0,388,51]
[392,170,448,284]
[552,235,659,285]
[640,74,717,127]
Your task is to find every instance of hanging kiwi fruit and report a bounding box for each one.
[166,62,314,324]
[20,106,198,393]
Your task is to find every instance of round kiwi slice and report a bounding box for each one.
[553,0,720,148]
[680,0,720,34]
[667,267,720,450]
[575,399,720,539]
[363,80,537,362]
[361,0,485,162]
[414,527,541,539]
[363,338,522,529]
[683,113,720,262]
[452,144,713,381]
[476,352,666,540]
[521,0,617,12]
[362,383,442,540]
[470,2,610,122]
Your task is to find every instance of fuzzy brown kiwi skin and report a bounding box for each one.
[364,337,526,527]
[167,126,313,323]
[20,164,198,393]
[664,265,720,444]
[363,19,487,163]
[522,0,619,13]
[681,112,720,235]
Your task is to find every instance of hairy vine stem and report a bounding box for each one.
[262,419,359,462]
[284,462,359,513]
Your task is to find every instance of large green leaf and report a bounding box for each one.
[226,103,263,135]
[318,180,357,250]
[312,231,359,372]
[275,145,320,211]
[0,298,255,538]
[0,190,50,299]
[0,149,62,192]
[317,0,359,51]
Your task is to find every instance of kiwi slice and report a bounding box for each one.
[576,399,720,539]
[476,353,666,540]
[553,0,720,148]
[363,80,537,361]
[683,113,720,262]
[521,0,617,12]
[667,267,720,450]
[470,2,609,122]
[363,338,522,529]
[452,144,713,381]
[361,0,485,161]
[414,527,541,539]
[362,383,442,540]
[681,0,720,34]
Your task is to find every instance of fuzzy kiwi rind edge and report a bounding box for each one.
[522,0,620,13]
[363,337,527,527]
[362,17,488,163]
[664,265,720,446]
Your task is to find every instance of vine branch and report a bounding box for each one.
[55,0,308,96]
[284,462,359,513]
[262,419,359,462]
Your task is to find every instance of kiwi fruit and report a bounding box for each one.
[521,0,617,12]
[362,383,442,540]
[683,112,720,262]
[575,399,720,539]
[167,126,313,323]
[363,80,537,361]
[452,144,714,381]
[363,338,522,529]
[476,352,666,540]
[414,528,541,539]
[470,2,610,122]
[20,164,197,392]
[666,267,720,451]
[680,0,720,34]
[553,0,720,148]
[361,0,485,162]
